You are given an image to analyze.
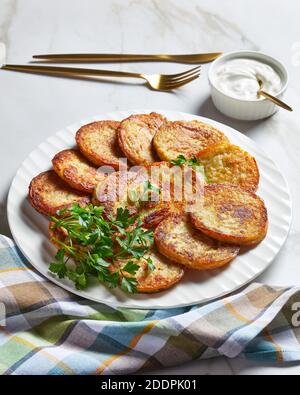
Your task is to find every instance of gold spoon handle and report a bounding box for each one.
[260,90,293,112]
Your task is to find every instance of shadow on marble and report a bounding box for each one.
[196,96,270,135]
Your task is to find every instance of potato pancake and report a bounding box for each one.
[154,215,239,270]
[29,170,91,216]
[118,112,166,165]
[113,249,184,293]
[197,143,259,191]
[153,120,229,161]
[190,184,268,245]
[52,149,106,193]
[76,120,122,169]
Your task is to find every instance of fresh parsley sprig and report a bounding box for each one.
[49,204,155,294]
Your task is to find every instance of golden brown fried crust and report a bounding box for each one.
[52,149,106,193]
[154,214,239,270]
[113,249,184,293]
[190,184,268,246]
[28,170,91,216]
[153,120,229,161]
[118,112,166,165]
[92,171,138,218]
[197,143,259,191]
[76,120,122,169]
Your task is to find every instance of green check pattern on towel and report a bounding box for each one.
[0,235,300,375]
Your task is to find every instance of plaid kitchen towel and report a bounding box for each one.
[0,235,300,375]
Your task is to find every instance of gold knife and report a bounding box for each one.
[32,52,222,64]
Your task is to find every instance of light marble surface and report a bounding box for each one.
[0,0,300,375]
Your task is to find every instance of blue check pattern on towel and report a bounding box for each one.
[0,235,300,375]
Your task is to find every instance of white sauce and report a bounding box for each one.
[213,58,282,101]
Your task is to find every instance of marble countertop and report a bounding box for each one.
[0,0,300,375]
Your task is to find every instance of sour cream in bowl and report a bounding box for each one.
[208,51,289,121]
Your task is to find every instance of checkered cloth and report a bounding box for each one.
[0,235,300,375]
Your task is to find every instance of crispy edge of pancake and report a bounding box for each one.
[52,149,106,193]
[118,112,166,165]
[75,120,122,169]
[153,120,229,161]
[112,249,184,293]
[197,143,260,192]
[28,170,91,216]
[154,214,240,270]
[190,184,268,246]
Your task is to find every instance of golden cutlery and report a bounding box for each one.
[1,64,201,91]
[32,52,222,64]
[257,78,293,112]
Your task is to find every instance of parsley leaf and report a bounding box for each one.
[122,261,140,276]
[121,276,138,294]
[49,249,68,278]
[49,204,154,294]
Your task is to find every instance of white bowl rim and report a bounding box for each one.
[208,50,289,104]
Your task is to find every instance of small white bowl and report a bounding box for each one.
[208,50,289,121]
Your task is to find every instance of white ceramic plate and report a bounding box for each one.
[7,110,292,309]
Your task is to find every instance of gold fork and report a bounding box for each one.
[1,64,201,91]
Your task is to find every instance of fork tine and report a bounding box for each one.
[164,69,201,84]
[160,74,200,90]
[165,65,201,79]
[162,72,201,86]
